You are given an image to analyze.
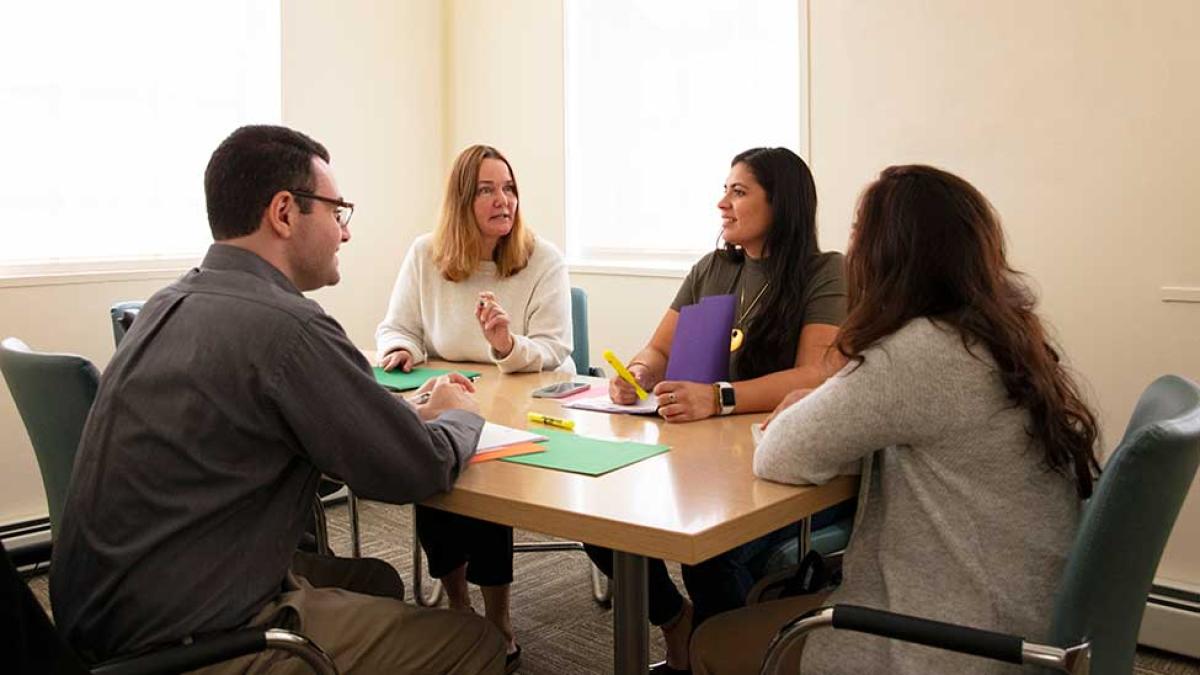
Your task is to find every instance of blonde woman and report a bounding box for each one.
[376,144,573,375]
[376,145,573,672]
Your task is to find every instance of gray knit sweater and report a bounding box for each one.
[755,318,1081,674]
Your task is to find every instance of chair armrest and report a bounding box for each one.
[91,628,337,675]
[759,605,1090,675]
[835,604,1023,663]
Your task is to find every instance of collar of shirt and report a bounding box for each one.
[201,243,302,297]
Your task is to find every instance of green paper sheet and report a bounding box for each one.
[500,427,669,476]
[372,366,482,392]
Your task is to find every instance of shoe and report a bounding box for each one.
[649,660,690,674]
[504,644,522,674]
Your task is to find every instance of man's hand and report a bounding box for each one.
[414,374,480,421]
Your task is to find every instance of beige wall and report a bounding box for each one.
[445,0,1200,585]
[283,0,445,346]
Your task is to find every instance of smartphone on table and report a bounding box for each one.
[531,381,591,399]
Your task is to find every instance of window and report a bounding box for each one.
[0,1,280,276]
[565,0,804,273]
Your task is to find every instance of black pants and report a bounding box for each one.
[414,505,514,587]
[583,524,794,629]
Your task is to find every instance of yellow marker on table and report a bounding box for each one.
[602,349,648,400]
[528,411,576,431]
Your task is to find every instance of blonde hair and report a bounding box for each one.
[433,145,535,281]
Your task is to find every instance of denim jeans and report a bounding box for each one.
[681,523,797,627]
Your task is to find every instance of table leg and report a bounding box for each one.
[612,551,649,675]
[797,516,811,560]
[347,491,361,558]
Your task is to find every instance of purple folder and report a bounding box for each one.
[665,294,734,383]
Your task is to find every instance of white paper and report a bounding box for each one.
[751,422,765,445]
[562,394,660,415]
[477,423,548,451]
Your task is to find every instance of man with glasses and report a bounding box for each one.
[51,125,506,674]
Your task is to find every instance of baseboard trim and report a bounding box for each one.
[1140,582,1200,659]
[0,517,52,571]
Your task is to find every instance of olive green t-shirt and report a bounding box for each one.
[670,249,847,380]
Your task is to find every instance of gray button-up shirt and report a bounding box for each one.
[51,244,483,660]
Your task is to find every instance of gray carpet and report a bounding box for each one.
[25,498,1200,674]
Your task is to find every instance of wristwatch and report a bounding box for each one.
[714,381,736,416]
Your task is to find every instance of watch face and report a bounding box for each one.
[720,385,736,406]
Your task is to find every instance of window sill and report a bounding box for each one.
[0,259,196,289]
[567,262,689,279]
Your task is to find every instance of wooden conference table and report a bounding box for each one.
[410,361,856,674]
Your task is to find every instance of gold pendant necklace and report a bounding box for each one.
[730,281,769,352]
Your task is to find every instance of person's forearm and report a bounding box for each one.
[732,365,837,414]
[627,347,668,385]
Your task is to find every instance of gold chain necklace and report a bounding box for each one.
[730,281,769,352]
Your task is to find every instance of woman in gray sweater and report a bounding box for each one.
[690,165,1100,674]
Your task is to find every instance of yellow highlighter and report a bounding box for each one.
[528,411,576,431]
[602,349,649,400]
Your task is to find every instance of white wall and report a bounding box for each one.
[445,0,1200,588]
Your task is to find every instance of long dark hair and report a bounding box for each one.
[722,147,820,379]
[838,164,1100,498]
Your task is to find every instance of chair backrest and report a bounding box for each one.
[1049,374,1200,674]
[570,287,595,377]
[0,338,100,539]
[1,540,89,673]
[109,300,144,346]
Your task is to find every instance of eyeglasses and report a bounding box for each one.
[290,190,355,228]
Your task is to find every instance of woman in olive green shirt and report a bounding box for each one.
[591,147,850,673]
[611,148,847,422]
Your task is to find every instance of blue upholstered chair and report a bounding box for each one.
[2,540,336,675]
[0,338,99,541]
[760,375,1200,674]
[570,286,604,377]
[108,300,143,347]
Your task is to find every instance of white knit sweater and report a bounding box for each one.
[375,234,574,374]
[755,318,1081,675]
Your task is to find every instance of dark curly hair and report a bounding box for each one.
[838,164,1100,498]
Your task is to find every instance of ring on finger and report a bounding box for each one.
[668,393,677,403]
